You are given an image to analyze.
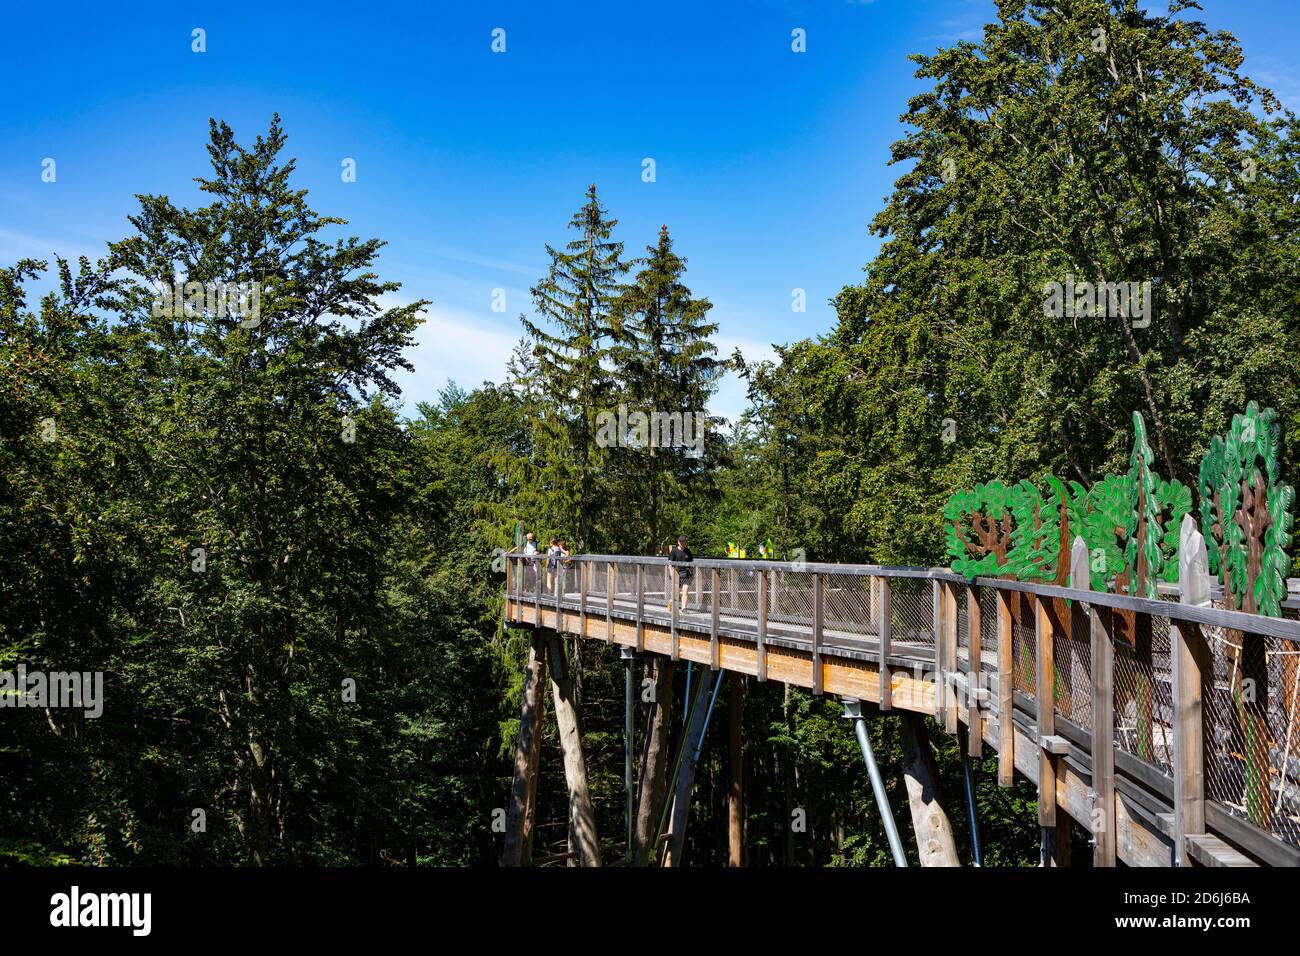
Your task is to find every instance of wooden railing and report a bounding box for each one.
[504,545,1300,868]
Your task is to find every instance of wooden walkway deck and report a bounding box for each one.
[505,554,1300,868]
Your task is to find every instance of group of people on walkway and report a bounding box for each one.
[514,530,696,611]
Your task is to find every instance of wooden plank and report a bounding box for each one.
[1091,602,1117,867]
[878,576,892,710]
[997,587,1014,787]
[966,582,981,755]
[1186,833,1259,868]
[812,573,825,696]
[710,568,721,671]
[1173,515,1211,866]
[1040,734,1069,754]
[756,569,768,682]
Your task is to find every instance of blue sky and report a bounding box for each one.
[3,0,1298,422]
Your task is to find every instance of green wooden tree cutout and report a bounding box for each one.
[1198,401,1295,616]
[944,480,1019,578]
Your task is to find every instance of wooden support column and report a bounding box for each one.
[996,587,1015,788]
[578,561,588,636]
[546,635,601,867]
[899,710,960,866]
[877,576,892,710]
[501,633,546,866]
[728,671,745,867]
[812,573,825,696]
[633,658,675,865]
[966,582,981,754]
[756,569,768,682]
[665,670,715,866]
[1173,515,1212,866]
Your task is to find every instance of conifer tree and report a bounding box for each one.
[521,185,626,551]
[609,225,720,551]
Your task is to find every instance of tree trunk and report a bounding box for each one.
[501,633,546,866]
[898,713,960,866]
[728,671,744,867]
[664,669,714,866]
[546,635,601,866]
[633,658,675,864]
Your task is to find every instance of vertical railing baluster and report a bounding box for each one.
[967,582,981,755]
[878,576,892,711]
[710,567,721,670]
[812,572,824,696]
[578,560,588,638]
[606,564,615,644]
[997,586,1014,788]
[670,565,680,661]
[1035,594,1058,864]
[636,563,645,653]
[756,569,768,682]
[1173,516,1211,866]
[933,579,945,722]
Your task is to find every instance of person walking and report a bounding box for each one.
[668,535,694,612]
[522,531,539,591]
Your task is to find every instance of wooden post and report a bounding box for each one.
[899,711,960,866]
[997,587,1014,788]
[546,635,601,866]
[665,670,715,866]
[1035,594,1063,865]
[878,577,892,710]
[728,671,745,866]
[501,633,546,866]
[1173,515,1211,866]
[1069,537,1110,866]
[944,581,959,733]
[812,573,825,696]
[506,555,514,620]
[670,566,680,661]
[633,659,675,865]
[933,580,945,721]
[578,561,588,637]
[635,563,645,653]
[966,582,981,754]
[605,564,615,643]
[756,569,768,682]
[710,568,721,671]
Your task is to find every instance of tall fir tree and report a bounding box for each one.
[609,225,721,551]
[521,185,627,551]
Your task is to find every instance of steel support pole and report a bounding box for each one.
[843,698,908,867]
[959,724,983,866]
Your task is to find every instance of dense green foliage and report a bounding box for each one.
[2,0,1296,867]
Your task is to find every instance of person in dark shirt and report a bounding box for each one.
[668,535,694,611]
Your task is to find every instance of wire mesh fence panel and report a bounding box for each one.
[767,569,814,629]
[1110,611,1172,773]
[1204,625,1300,848]
[821,573,873,639]
[979,586,999,666]
[889,578,934,654]
[1059,596,1093,731]
[1012,592,1036,699]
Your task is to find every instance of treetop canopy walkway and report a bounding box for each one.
[499,402,1300,869]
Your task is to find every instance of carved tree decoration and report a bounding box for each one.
[1197,401,1295,828]
[1198,401,1295,617]
[1126,411,1192,597]
[944,480,1018,578]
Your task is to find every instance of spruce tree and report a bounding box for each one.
[521,185,626,551]
[609,225,720,551]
